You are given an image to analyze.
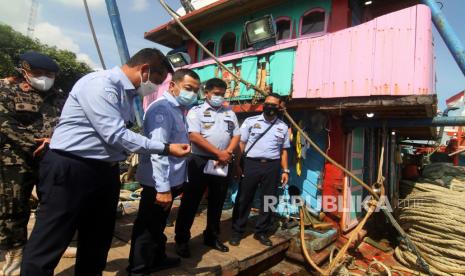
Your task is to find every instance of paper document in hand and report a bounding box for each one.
[203,160,228,177]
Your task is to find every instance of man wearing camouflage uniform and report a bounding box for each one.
[0,51,65,276]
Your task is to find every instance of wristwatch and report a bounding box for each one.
[282,169,290,174]
[162,143,170,155]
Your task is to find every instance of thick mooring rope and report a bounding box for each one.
[395,180,465,276]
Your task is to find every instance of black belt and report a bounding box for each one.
[192,154,218,161]
[51,149,119,167]
[245,157,279,163]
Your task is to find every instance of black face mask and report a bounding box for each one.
[263,103,279,117]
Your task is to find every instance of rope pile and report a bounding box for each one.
[418,162,465,192]
[395,164,465,276]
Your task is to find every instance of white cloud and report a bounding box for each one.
[0,0,30,32]
[0,0,99,69]
[76,53,100,69]
[33,22,99,68]
[35,22,80,52]
[52,0,104,10]
[132,0,149,11]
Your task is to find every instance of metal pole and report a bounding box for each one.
[421,0,465,75]
[105,0,130,64]
[105,0,143,126]
[83,0,106,69]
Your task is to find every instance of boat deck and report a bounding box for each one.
[1,200,294,275]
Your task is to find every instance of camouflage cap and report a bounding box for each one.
[19,51,59,73]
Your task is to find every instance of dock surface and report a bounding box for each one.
[1,200,293,275]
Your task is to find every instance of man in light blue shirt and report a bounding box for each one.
[21,48,191,276]
[230,93,290,247]
[128,69,200,275]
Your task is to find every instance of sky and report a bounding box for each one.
[0,0,463,111]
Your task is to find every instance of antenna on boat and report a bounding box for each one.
[180,0,195,14]
[27,0,38,37]
[83,0,106,69]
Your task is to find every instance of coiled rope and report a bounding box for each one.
[395,178,465,276]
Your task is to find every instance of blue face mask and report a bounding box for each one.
[209,95,225,107]
[176,89,198,106]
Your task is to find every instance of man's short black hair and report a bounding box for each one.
[172,68,200,82]
[204,78,227,91]
[265,92,282,103]
[127,48,174,75]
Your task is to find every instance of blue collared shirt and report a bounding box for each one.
[50,67,165,161]
[186,102,240,157]
[240,114,291,160]
[136,91,189,192]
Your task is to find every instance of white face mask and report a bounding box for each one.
[136,68,158,97]
[26,74,55,91]
[208,95,225,107]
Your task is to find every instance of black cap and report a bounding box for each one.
[19,51,59,72]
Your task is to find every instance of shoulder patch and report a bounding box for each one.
[155,114,164,123]
[107,92,119,104]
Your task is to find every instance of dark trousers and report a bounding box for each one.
[128,185,183,275]
[21,149,120,276]
[175,155,230,244]
[232,158,280,235]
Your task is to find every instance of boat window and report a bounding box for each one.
[276,17,291,40]
[300,9,326,36]
[202,41,215,60]
[240,32,250,50]
[220,32,236,55]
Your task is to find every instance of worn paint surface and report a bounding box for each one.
[196,0,332,59]
[279,127,327,216]
[293,4,434,98]
[176,5,433,102]
[342,128,365,232]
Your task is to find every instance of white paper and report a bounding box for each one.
[203,160,228,177]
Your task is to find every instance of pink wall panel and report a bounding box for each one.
[293,39,311,98]
[413,4,434,95]
[372,5,415,96]
[293,4,434,99]
[308,37,329,98]
[349,20,375,97]
[328,30,350,97]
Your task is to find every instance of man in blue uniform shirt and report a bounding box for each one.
[127,69,200,275]
[21,48,191,276]
[175,78,240,258]
[230,93,290,247]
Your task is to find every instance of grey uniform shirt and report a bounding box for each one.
[240,114,291,160]
[186,102,240,157]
